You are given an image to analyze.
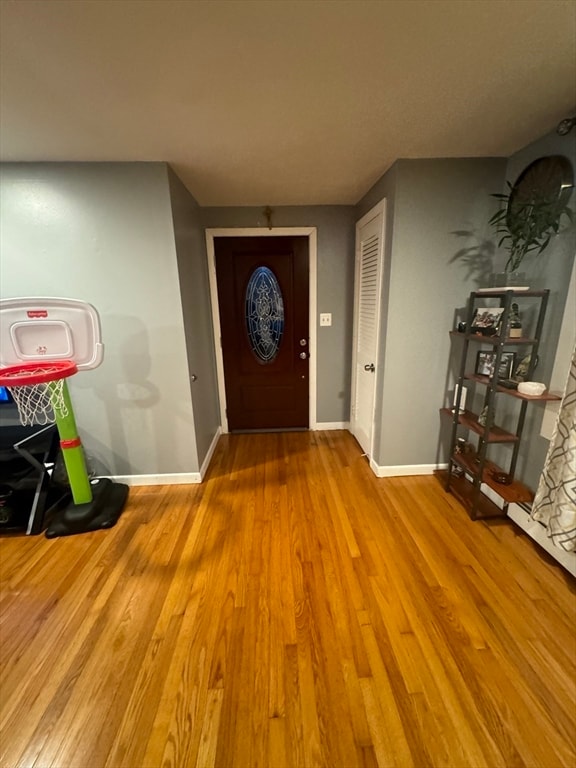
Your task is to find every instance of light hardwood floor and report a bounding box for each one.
[0,431,574,768]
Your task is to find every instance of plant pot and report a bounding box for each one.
[489,271,527,288]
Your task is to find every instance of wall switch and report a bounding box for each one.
[320,313,332,327]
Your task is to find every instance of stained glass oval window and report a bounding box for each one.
[245,266,284,363]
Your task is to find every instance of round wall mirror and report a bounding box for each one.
[507,155,574,235]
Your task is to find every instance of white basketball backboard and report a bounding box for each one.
[0,297,104,370]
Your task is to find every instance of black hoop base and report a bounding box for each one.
[45,478,128,538]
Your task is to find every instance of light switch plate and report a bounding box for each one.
[320,313,332,327]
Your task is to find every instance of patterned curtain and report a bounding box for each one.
[531,345,576,552]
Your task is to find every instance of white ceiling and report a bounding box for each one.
[1,0,575,206]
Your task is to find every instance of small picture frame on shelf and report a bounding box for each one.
[475,351,516,379]
[513,352,537,382]
[470,307,505,336]
[498,352,516,379]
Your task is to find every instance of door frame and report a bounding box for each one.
[350,200,386,461]
[206,227,317,433]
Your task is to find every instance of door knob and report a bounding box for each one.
[364,363,375,372]
[300,352,308,359]
[299,338,307,346]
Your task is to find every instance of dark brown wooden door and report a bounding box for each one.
[215,236,309,431]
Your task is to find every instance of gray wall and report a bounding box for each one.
[201,206,357,423]
[168,169,220,466]
[0,162,199,476]
[495,129,576,488]
[356,158,507,467]
[357,139,575,492]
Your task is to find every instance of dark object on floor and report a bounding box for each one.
[45,477,129,538]
[0,421,69,535]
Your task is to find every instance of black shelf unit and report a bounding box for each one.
[441,288,561,520]
[0,423,70,535]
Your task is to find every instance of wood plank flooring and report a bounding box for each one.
[0,430,574,768]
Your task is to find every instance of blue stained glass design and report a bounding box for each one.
[245,266,284,363]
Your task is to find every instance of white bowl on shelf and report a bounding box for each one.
[517,381,546,396]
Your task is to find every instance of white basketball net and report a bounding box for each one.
[3,369,69,427]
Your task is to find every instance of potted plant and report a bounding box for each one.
[489,156,573,285]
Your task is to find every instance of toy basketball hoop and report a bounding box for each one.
[0,360,78,426]
[0,297,127,537]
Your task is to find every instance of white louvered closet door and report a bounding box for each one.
[351,201,386,457]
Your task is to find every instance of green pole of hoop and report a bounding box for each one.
[54,379,93,505]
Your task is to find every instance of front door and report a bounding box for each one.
[214,236,309,431]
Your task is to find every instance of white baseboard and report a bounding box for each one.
[370,461,448,478]
[313,422,350,430]
[199,427,222,480]
[111,472,202,486]
[111,428,222,486]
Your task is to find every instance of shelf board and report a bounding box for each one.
[450,331,536,345]
[471,289,548,298]
[434,470,508,520]
[440,407,518,443]
[450,453,534,504]
[465,374,562,401]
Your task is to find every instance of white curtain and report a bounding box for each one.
[531,345,576,552]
